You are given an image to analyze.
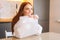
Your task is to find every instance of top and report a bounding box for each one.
[13,15,42,38]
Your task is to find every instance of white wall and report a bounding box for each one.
[0,0,33,19]
[50,0,60,33]
[0,0,16,18]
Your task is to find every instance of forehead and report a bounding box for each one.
[24,4,32,8]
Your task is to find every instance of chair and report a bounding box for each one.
[5,30,13,38]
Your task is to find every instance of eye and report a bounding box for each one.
[25,8,29,10]
[31,8,33,10]
[25,7,33,11]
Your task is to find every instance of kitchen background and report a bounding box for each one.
[0,0,60,38]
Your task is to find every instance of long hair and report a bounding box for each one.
[12,2,33,33]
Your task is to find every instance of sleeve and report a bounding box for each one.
[14,17,26,29]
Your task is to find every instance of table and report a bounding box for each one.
[1,32,60,40]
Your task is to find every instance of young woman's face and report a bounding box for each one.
[23,4,33,16]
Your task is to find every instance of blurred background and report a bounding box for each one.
[0,0,60,38]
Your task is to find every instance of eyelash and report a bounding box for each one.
[26,8,33,10]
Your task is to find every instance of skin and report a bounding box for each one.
[23,4,33,16]
[23,4,39,19]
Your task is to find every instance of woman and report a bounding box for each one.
[12,2,42,38]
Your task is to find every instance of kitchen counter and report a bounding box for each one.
[1,32,60,40]
[0,18,13,22]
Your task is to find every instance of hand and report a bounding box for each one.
[28,15,39,19]
[33,15,39,19]
[28,15,33,18]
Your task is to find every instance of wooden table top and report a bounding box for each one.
[0,18,13,22]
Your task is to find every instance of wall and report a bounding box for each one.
[0,0,16,18]
[50,0,60,33]
[0,0,33,18]
[34,0,49,32]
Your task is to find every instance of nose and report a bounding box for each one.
[29,9,33,13]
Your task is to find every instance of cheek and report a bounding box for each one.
[31,10,33,13]
[24,10,29,13]
[24,10,33,14]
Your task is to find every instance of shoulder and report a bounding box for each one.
[19,16,26,18]
[18,16,28,23]
[19,16,28,19]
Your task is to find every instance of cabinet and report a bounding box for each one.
[0,18,12,38]
[0,22,12,38]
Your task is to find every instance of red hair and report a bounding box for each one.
[12,2,32,33]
